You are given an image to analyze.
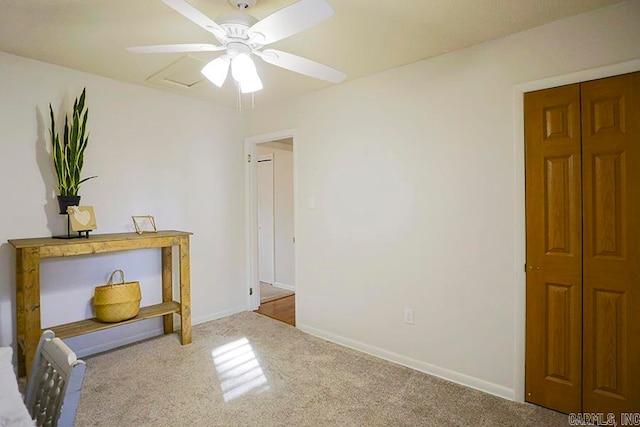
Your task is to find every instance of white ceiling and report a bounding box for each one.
[0,0,623,109]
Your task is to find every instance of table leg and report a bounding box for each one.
[21,247,41,378]
[161,246,173,334]
[179,236,191,345]
[15,249,25,377]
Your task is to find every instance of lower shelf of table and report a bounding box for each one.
[48,301,181,339]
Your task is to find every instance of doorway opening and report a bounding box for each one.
[245,130,296,326]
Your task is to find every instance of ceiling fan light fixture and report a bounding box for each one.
[231,53,263,93]
[201,56,230,87]
[239,73,263,94]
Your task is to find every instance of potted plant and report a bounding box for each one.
[49,88,96,214]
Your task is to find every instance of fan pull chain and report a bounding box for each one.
[235,86,257,112]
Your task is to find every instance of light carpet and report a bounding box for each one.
[76,312,569,426]
[260,282,294,303]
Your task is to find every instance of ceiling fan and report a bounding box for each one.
[128,0,346,94]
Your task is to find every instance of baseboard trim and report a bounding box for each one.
[192,306,247,325]
[297,323,515,402]
[273,282,296,292]
[73,327,163,358]
[273,282,295,292]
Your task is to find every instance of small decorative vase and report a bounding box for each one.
[57,195,81,215]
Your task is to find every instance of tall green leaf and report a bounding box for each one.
[48,88,96,196]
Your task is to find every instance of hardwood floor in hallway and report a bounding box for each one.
[255,295,295,326]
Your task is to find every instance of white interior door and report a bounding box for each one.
[273,149,295,290]
[257,155,275,284]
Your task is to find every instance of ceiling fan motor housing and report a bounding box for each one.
[229,0,257,9]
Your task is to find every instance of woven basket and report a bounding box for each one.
[93,270,141,323]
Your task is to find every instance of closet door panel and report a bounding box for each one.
[582,71,640,416]
[525,84,582,413]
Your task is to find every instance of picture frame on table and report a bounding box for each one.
[68,206,97,232]
[132,215,157,234]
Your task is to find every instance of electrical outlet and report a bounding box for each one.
[404,308,414,325]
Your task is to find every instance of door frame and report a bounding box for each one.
[512,59,640,402]
[245,129,297,311]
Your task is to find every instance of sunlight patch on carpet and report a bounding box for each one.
[212,338,270,402]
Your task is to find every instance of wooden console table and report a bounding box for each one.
[8,230,192,376]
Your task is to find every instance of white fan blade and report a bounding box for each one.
[127,43,225,53]
[257,49,345,83]
[162,0,226,39]
[248,0,334,45]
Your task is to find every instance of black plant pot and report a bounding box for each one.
[57,195,81,214]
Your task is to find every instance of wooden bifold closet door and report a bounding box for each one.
[525,71,640,420]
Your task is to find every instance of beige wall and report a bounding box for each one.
[0,52,246,355]
[245,1,640,399]
[1,0,638,401]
